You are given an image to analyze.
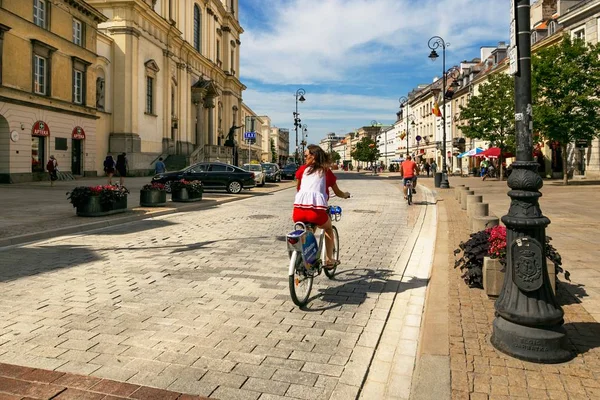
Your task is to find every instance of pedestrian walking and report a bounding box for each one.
[116,153,128,186]
[480,158,489,180]
[155,157,166,174]
[424,162,431,177]
[103,154,116,185]
[431,161,438,175]
[46,155,58,186]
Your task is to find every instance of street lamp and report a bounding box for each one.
[491,0,572,363]
[399,96,415,159]
[294,89,306,164]
[427,35,452,188]
[301,124,308,163]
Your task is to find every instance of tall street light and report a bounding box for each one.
[293,89,306,164]
[428,36,451,188]
[301,124,308,163]
[491,0,572,363]
[399,96,415,159]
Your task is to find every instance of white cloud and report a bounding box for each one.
[241,0,509,84]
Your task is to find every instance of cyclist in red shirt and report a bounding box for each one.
[401,156,419,199]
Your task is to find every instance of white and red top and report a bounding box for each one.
[294,165,337,211]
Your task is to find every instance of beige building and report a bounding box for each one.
[270,126,290,165]
[0,0,107,182]
[88,0,245,174]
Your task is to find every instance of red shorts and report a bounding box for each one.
[293,207,329,226]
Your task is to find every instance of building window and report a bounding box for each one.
[230,49,234,74]
[572,27,585,41]
[33,0,47,29]
[549,21,557,36]
[72,57,88,105]
[34,55,47,95]
[73,19,83,46]
[194,5,201,53]
[216,39,221,66]
[146,76,154,114]
[73,70,83,104]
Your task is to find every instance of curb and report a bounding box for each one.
[0,184,295,249]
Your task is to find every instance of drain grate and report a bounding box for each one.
[353,210,378,214]
[248,214,276,220]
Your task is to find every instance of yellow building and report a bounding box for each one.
[88,0,246,174]
[0,0,107,182]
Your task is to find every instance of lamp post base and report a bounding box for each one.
[491,316,573,364]
[440,172,450,188]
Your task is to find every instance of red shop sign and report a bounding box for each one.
[72,126,85,140]
[32,121,50,137]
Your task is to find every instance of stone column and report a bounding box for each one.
[206,97,215,146]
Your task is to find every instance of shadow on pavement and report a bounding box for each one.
[302,268,428,312]
[93,236,274,253]
[548,180,600,186]
[564,322,600,356]
[92,219,178,235]
[557,280,589,305]
[0,245,103,282]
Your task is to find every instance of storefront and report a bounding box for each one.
[31,121,50,174]
[72,126,85,175]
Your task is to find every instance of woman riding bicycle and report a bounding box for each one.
[293,145,350,269]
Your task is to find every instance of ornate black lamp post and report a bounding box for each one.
[294,89,306,164]
[491,0,572,363]
[427,36,452,188]
[301,124,308,163]
[399,96,415,159]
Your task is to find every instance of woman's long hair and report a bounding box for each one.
[306,144,330,175]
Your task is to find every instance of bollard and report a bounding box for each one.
[460,190,474,209]
[454,185,465,200]
[472,215,499,232]
[466,195,483,213]
[469,202,489,230]
[457,186,470,204]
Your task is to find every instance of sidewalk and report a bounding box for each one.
[0,176,296,248]
[418,177,600,399]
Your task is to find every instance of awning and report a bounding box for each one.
[457,147,484,158]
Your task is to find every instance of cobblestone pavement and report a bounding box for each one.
[422,181,600,400]
[0,173,432,400]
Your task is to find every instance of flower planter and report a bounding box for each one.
[171,188,203,202]
[76,195,128,217]
[140,189,167,207]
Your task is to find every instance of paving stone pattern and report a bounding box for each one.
[0,175,419,400]
[431,183,600,400]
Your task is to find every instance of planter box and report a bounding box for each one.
[171,188,203,202]
[483,256,556,298]
[76,195,128,217]
[140,189,167,207]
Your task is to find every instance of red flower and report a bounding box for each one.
[487,225,507,259]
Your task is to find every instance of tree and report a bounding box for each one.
[532,35,600,184]
[270,138,277,164]
[351,137,380,168]
[329,151,341,165]
[459,73,515,180]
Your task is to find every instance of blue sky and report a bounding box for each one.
[239,0,510,149]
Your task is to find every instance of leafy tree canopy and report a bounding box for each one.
[270,138,277,163]
[532,35,600,183]
[351,137,380,163]
[329,151,341,164]
[458,73,516,153]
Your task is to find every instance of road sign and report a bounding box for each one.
[576,139,590,148]
[509,1,519,76]
[509,47,518,75]
[416,135,422,142]
[244,132,256,140]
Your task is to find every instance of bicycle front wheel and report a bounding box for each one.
[289,251,313,307]
[324,226,339,279]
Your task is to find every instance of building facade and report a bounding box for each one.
[88,0,245,174]
[0,0,107,182]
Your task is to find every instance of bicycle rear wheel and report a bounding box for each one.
[407,187,412,205]
[289,251,313,306]
[324,226,339,279]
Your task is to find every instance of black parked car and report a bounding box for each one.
[281,164,298,180]
[152,162,256,194]
[261,163,281,182]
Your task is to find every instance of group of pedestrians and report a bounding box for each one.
[420,160,437,177]
[103,153,129,186]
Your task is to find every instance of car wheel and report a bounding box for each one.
[164,181,172,193]
[261,177,265,186]
[227,180,243,194]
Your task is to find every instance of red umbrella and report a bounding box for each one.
[478,147,514,159]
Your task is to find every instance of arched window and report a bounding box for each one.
[194,4,201,53]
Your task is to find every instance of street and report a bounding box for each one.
[0,173,436,400]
